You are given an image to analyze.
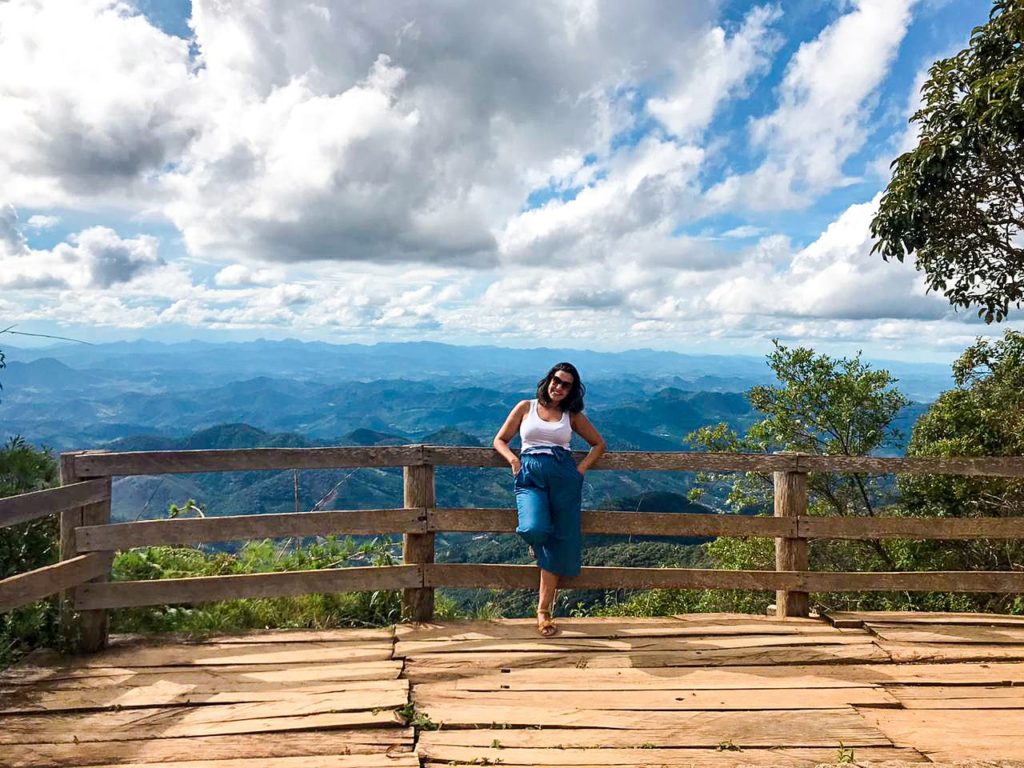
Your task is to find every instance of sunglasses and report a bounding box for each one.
[550,375,574,390]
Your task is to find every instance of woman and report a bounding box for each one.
[492,362,606,637]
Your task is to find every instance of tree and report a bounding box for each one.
[871,0,1024,323]
[896,330,1024,612]
[0,437,59,667]
[689,342,909,580]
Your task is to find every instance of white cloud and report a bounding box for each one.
[647,5,782,139]
[25,214,59,230]
[0,0,196,206]
[0,208,165,290]
[709,0,918,208]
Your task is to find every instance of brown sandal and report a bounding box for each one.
[537,608,558,637]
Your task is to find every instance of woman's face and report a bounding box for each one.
[547,370,574,405]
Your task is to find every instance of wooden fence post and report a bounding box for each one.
[402,448,435,622]
[59,452,112,652]
[774,459,809,618]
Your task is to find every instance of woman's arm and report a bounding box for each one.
[571,412,606,474]
[493,400,530,475]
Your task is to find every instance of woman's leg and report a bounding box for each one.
[537,568,559,637]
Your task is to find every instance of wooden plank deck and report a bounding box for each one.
[3,612,1024,766]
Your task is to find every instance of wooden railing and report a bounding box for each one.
[2,444,1024,653]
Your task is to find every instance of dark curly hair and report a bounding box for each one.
[536,362,585,414]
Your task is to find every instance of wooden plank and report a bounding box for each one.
[866,624,1024,644]
[0,680,409,713]
[2,660,405,686]
[49,640,394,668]
[72,446,425,477]
[423,564,791,590]
[75,564,422,609]
[425,446,803,472]
[402,644,891,680]
[862,708,1024,761]
[0,479,109,529]
[162,627,395,643]
[394,617,844,641]
[887,684,1024,709]
[413,686,899,711]
[801,570,1024,593]
[4,730,414,768]
[0,553,111,612]
[415,709,893,747]
[800,515,1024,539]
[396,632,872,657]
[826,610,1024,626]
[423,446,1024,476]
[419,745,927,766]
[881,642,1024,663]
[432,662,1024,690]
[76,508,427,551]
[84,757,421,768]
[429,508,794,537]
[0,700,405,743]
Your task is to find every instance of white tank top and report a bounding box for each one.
[520,399,572,452]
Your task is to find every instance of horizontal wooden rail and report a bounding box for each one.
[74,565,422,609]
[800,516,1024,540]
[76,508,428,552]
[423,564,1024,594]
[0,554,112,612]
[429,508,795,537]
[72,446,426,478]
[71,507,1024,552]
[63,561,1024,612]
[68,445,1024,478]
[0,480,109,529]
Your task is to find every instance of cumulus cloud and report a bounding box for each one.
[26,214,59,230]
[0,210,164,290]
[0,0,196,206]
[647,5,782,139]
[709,0,918,208]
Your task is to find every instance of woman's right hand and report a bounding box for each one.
[510,458,522,477]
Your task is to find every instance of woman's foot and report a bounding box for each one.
[536,608,558,637]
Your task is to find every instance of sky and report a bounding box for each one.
[0,0,1008,361]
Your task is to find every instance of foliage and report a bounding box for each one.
[684,342,911,612]
[111,535,410,634]
[896,330,1024,612]
[0,437,60,668]
[871,0,1024,323]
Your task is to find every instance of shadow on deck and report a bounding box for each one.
[3,611,1024,767]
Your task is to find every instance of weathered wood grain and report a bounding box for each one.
[431,661,1024,690]
[418,745,927,766]
[396,631,872,657]
[75,508,427,551]
[75,565,421,609]
[0,479,109,529]
[800,515,1024,539]
[0,553,111,612]
[887,684,1024,709]
[415,709,893,747]
[429,508,795,536]
[82,757,420,768]
[0,701,404,743]
[0,660,404,687]
[866,624,1024,644]
[827,610,1024,626]
[0,681,409,714]
[40,641,394,668]
[862,708,1024,761]
[775,468,809,618]
[72,445,425,477]
[412,686,899,711]
[402,464,435,622]
[4,731,414,768]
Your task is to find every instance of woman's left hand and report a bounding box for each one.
[577,466,586,477]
